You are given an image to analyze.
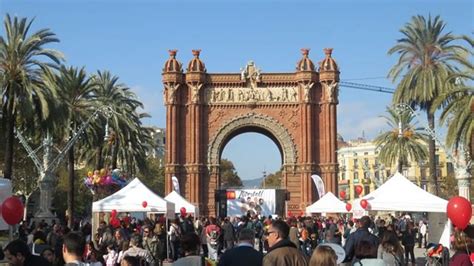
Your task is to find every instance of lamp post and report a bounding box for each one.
[16,106,113,222]
[395,103,472,199]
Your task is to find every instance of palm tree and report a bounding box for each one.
[0,14,63,179]
[432,37,474,156]
[45,65,96,228]
[388,15,470,195]
[375,107,429,174]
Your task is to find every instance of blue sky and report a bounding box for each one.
[1,0,472,180]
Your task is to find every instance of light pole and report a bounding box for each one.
[16,106,113,222]
[395,103,472,199]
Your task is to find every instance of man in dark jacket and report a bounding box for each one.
[343,216,379,263]
[3,239,50,266]
[221,218,235,251]
[263,220,307,266]
[218,228,263,266]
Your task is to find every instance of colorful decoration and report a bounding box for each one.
[339,191,346,199]
[345,203,352,212]
[287,210,293,217]
[111,209,117,217]
[1,196,24,225]
[355,185,363,195]
[447,196,472,229]
[142,201,148,208]
[83,168,128,194]
[360,199,368,209]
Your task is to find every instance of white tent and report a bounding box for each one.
[353,172,448,213]
[306,192,349,213]
[92,178,174,213]
[164,191,199,215]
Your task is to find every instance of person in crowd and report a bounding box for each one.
[343,216,379,263]
[200,217,209,258]
[40,247,58,266]
[218,228,263,266]
[206,217,221,261]
[120,256,140,266]
[117,240,130,265]
[62,231,89,266]
[114,229,127,252]
[29,230,50,256]
[376,219,386,240]
[168,218,182,261]
[401,221,416,265]
[263,220,308,266]
[377,231,404,265]
[122,234,154,265]
[342,220,354,247]
[47,224,62,253]
[142,225,161,265]
[102,244,118,266]
[418,220,427,248]
[172,233,202,266]
[353,240,385,265]
[449,225,473,266]
[288,218,300,250]
[3,239,50,266]
[86,249,104,266]
[221,217,235,251]
[309,245,337,266]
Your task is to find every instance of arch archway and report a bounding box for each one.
[162,49,340,215]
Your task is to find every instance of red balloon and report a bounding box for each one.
[142,201,148,208]
[1,196,24,225]
[339,191,346,199]
[447,196,472,229]
[345,203,352,212]
[355,185,363,195]
[287,210,293,217]
[300,210,304,217]
[111,209,117,217]
[180,207,186,216]
[360,199,368,209]
[109,217,120,228]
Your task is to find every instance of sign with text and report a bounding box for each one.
[227,189,276,217]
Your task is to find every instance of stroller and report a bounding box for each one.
[425,243,449,266]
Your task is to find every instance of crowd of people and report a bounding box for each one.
[0,212,472,266]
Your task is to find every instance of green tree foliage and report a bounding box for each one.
[137,157,165,196]
[388,15,470,195]
[375,107,429,173]
[220,159,242,188]
[261,169,282,188]
[0,14,64,180]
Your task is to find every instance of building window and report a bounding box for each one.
[435,155,440,165]
[375,171,379,179]
[364,158,369,167]
[354,159,358,168]
[364,171,370,179]
[342,172,346,180]
[403,169,408,177]
[354,172,359,183]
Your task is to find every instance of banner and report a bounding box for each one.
[311,174,325,198]
[227,189,276,217]
[171,176,180,195]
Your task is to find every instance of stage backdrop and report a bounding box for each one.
[226,189,276,217]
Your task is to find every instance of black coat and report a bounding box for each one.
[343,227,379,262]
[218,245,263,266]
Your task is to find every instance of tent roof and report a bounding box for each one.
[355,172,448,213]
[164,191,198,214]
[306,192,348,213]
[92,178,174,213]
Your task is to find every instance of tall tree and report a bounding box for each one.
[0,14,63,179]
[374,108,429,173]
[220,159,242,188]
[388,15,470,194]
[261,169,282,188]
[46,65,96,228]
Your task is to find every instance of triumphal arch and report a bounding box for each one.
[162,48,339,215]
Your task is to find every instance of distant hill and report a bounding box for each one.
[242,177,263,189]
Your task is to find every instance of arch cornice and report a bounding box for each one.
[207,112,298,167]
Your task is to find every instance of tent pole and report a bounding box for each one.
[166,218,170,261]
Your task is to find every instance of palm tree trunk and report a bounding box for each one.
[95,144,103,170]
[111,140,119,169]
[427,110,439,195]
[67,145,75,228]
[398,157,403,173]
[3,97,15,180]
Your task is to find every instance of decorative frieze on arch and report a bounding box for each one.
[207,112,298,167]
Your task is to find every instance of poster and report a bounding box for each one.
[227,189,276,217]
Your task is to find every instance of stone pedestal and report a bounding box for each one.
[33,173,56,224]
[457,178,471,200]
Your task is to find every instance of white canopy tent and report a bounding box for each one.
[164,191,199,215]
[352,172,448,213]
[306,192,349,214]
[351,172,450,246]
[92,178,174,214]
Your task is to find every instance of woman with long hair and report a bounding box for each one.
[377,231,404,265]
